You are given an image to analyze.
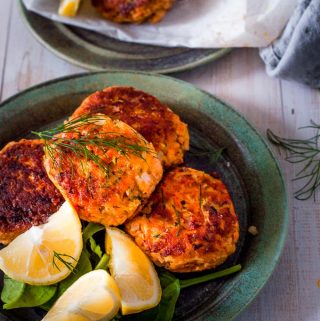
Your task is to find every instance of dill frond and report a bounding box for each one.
[52,251,78,273]
[267,121,320,201]
[172,204,181,236]
[32,115,154,177]
[189,141,225,165]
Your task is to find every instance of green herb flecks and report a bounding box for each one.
[52,251,78,273]
[267,121,320,200]
[172,205,181,236]
[153,234,161,238]
[32,115,154,178]
[189,140,225,165]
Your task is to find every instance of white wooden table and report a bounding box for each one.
[1,1,320,320]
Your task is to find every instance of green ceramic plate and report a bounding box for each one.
[0,72,288,321]
[19,0,231,74]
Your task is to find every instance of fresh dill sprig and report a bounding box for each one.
[189,142,225,165]
[52,251,78,273]
[267,121,320,201]
[172,204,181,236]
[31,115,153,177]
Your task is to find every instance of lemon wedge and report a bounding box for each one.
[58,0,81,17]
[0,201,82,285]
[42,269,121,321]
[106,228,161,315]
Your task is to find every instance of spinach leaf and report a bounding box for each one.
[83,223,106,267]
[41,249,92,310]
[154,279,180,321]
[83,222,105,242]
[121,273,180,321]
[95,253,110,270]
[89,236,103,258]
[159,270,177,288]
[180,264,241,289]
[1,276,25,305]
[3,281,57,310]
[121,264,241,321]
[58,249,92,296]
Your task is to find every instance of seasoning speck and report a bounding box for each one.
[248,226,259,236]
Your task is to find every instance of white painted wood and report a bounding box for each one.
[0,2,320,320]
[0,0,83,101]
[0,0,13,99]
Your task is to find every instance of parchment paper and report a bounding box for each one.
[22,0,297,48]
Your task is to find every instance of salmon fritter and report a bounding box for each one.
[125,167,239,273]
[92,0,175,23]
[0,139,64,245]
[44,114,163,227]
[71,86,189,169]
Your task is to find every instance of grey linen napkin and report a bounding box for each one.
[260,0,320,88]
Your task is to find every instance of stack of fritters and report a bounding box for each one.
[0,86,239,273]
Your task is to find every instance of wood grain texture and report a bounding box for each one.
[1,0,82,102]
[0,1,320,320]
[0,0,13,100]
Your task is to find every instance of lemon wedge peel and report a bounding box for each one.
[0,201,83,286]
[58,0,81,17]
[106,227,162,315]
[42,269,121,321]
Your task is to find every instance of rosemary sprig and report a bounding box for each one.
[32,115,153,177]
[267,121,320,200]
[52,251,78,273]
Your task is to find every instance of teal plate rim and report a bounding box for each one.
[0,71,288,321]
[18,0,232,74]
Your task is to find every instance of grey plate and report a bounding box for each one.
[19,0,231,74]
[0,72,288,321]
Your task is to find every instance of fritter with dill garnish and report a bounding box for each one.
[91,0,175,23]
[0,139,64,245]
[41,114,163,227]
[71,86,189,169]
[125,167,239,273]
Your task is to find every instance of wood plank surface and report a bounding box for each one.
[0,0,13,100]
[0,1,319,320]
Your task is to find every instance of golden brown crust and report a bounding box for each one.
[71,86,189,169]
[125,167,239,272]
[43,115,163,227]
[91,0,175,23]
[0,139,64,244]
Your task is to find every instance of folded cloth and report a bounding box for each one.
[260,0,320,88]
